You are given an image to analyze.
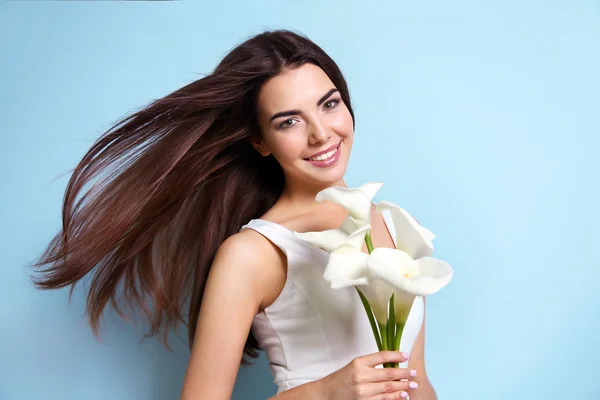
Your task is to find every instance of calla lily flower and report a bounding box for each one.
[376,201,436,259]
[293,182,453,368]
[315,199,452,323]
[367,247,453,299]
[315,182,383,223]
[354,279,396,325]
[318,225,397,325]
[323,224,370,288]
[293,182,383,252]
[366,201,453,318]
[361,246,452,328]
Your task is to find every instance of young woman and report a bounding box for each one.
[33,29,437,400]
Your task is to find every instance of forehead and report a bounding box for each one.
[257,63,336,113]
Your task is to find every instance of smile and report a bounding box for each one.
[304,142,342,168]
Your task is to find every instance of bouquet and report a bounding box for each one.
[294,182,453,368]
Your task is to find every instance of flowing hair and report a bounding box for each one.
[31,29,355,364]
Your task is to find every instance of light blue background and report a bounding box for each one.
[1,1,599,399]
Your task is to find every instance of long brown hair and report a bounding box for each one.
[31,29,355,364]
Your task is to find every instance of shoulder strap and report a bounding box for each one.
[240,219,297,258]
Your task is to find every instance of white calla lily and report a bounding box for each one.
[292,182,453,372]
[354,279,395,324]
[388,289,417,325]
[367,247,453,297]
[322,225,370,288]
[316,182,383,223]
[376,201,434,259]
[293,215,361,252]
[363,203,452,324]
[293,182,383,252]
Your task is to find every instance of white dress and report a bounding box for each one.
[240,211,425,394]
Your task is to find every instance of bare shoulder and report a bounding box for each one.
[214,228,287,311]
[181,228,286,399]
[216,228,284,266]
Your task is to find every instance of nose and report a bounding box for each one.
[308,120,330,145]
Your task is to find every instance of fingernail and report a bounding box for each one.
[402,352,409,359]
[409,381,419,389]
[401,392,408,398]
[410,369,417,377]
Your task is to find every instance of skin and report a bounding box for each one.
[180,63,437,400]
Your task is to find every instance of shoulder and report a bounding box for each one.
[217,228,272,258]
[215,228,284,270]
[212,227,287,310]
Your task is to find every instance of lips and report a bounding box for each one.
[304,141,342,168]
[305,142,341,160]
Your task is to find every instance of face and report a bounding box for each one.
[255,63,354,190]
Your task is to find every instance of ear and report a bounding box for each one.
[250,137,271,157]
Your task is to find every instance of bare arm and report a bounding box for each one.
[180,229,427,400]
[267,380,323,400]
[179,230,284,400]
[408,298,437,400]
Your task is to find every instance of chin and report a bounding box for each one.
[307,162,348,187]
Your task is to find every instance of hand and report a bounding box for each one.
[316,351,419,400]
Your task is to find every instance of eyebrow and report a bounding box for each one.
[269,88,339,122]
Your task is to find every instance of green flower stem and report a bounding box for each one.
[379,323,390,368]
[379,322,388,352]
[364,232,374,253]
[388,294,396,348]
[355,287,382,351]
[394,321,405,353]
[363,231,394,367]
[387,295,398,368]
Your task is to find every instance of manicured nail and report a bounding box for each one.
[410,369,417,377]
[401,392,408,398]
[409,381,419,389]
[402,352,409,359]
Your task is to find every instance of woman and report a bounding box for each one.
[33,29,437,400]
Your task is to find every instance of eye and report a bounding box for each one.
[279,118,297,129]
[324,98,340,110]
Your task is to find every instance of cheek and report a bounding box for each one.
[332,109,354,138]
[270,135,307,162]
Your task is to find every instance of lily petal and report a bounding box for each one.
[367,248,453,296]
[339,214,362,234]
[393,290,416,324]
[416,225,436,241]
[345,224,371,250]
[316,186,373,222]
[358,182,384,201]
[293,228,350,253]
[324,245,369,288]
[293,216,368,252]
[358,280,395,325]
[367,248,419,286]
[404,257,453,296]
[376,201,434,259]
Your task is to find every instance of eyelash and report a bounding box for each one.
[278,98,341,129]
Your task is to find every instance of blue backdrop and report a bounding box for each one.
[1,1,599,399]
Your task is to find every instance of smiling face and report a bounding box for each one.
[254,63,355,191]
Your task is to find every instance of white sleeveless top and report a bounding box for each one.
[240,212,425,394]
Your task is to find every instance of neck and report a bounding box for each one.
[278,177,347,211]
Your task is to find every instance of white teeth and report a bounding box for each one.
[309,146,338,162]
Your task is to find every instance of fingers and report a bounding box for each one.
[359,351,410,367]
[347,352,416,399]
[370,391,410,400]
[361,379,416,397]
[370,366,417,382]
